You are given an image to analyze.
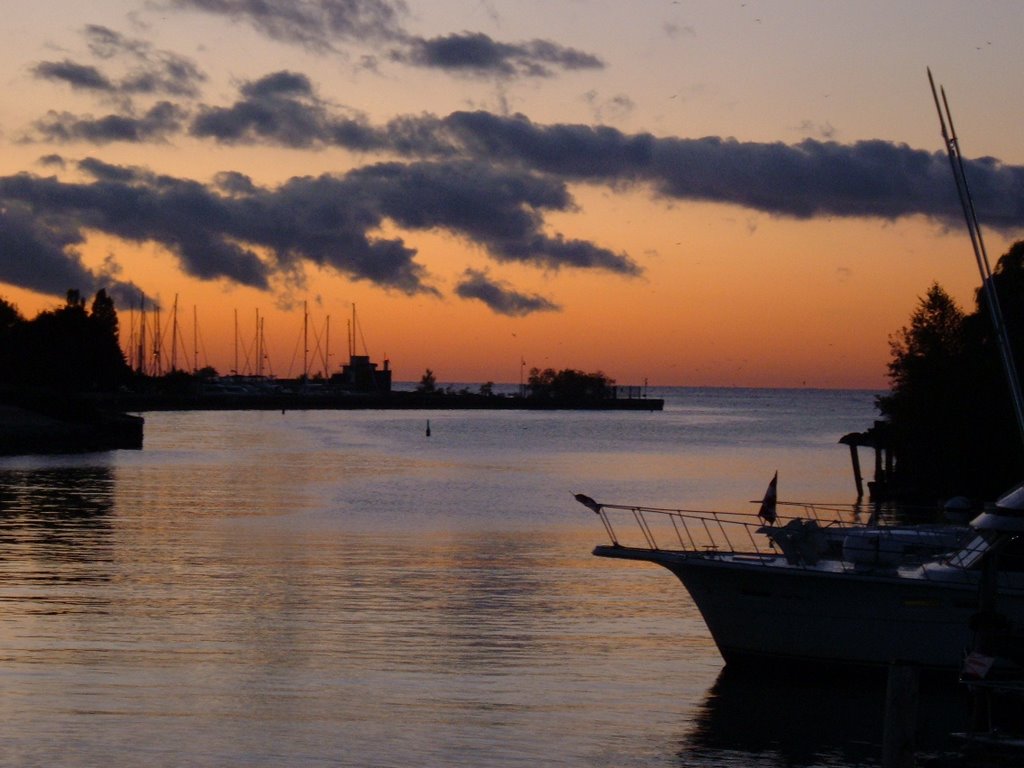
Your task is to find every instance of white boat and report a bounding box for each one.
[575,486,1024,672]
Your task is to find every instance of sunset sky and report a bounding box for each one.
[2,1,1023,389]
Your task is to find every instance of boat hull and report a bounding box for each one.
[594,545,1007,671]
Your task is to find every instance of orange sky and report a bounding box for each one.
[2,1,1022,389]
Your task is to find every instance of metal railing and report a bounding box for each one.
[574,493,971,570]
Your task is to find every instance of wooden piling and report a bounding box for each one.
[882,663,920,768]
[847,442,864,499]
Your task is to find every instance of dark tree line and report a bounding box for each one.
[880,241,1024,501]
[527,367,615,400]
[0,289,132,397]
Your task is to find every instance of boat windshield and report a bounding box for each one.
[946,531,1024,571]
[946,531,994,570]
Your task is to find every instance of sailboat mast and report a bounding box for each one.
[260,316,266,377]
[127,295,136,371]
[170,294,179,373]
[138,294,146,375]
[193,305,198,373]
[153,305,162,376]
[255,308,261,377]
[928,69,1024,448]
[325,315,331,377]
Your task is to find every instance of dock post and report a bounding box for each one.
[882,662,919,768]
[847,443,864,499]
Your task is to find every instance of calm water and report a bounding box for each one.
[0,388,971,767]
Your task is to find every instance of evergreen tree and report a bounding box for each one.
[880,243,1024,500]
[0,289,130,396]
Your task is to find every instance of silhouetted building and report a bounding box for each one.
[332,354,391,393]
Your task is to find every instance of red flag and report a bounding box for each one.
[758,472,778,525]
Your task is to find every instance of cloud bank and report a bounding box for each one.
[166,0,603,78]
[0,156,637,307]
[10,8,1024,318]
[30,76,1024,230]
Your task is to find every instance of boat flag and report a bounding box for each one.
[573,493,602,513]
[758,472,778,525]
[962,650,995,680]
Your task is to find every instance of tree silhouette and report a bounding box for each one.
[879,243,1024,500]
[527,367,615,400]
[416,368,437,394]
[0,289,131,396]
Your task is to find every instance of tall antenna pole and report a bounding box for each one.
[928,68,1024,446]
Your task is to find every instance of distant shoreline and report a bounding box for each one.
[101,390,665,413]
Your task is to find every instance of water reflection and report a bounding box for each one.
[0,466,115,571]
[678,666,971,766]
[0,397,896,767]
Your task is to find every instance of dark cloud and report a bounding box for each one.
[343,161,640,274]
[191,71,456,154]
[32,60,114,92]
[168,82,1024,234]
[37,154,67,169]
[27,61,1024,233]
[431,112,1024,231]
[191,71,379,148]
[213,170,259,195]
[167,0,406,52]
[0,199,139,302]
[83,25,206,98]
[167,0,602,79]
[0,158,635,305]
[393,32,604,78]
[78,157,144,182]
[33,102,187,144]
[0,167,272,291]
[455,269,560,316]
[32,26,205,102]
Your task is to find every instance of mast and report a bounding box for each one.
[193,305,198,373]
[170,294,179,373]
[260,315,267,377]
[138,294,146,375]
[233,308,239,375]
[153,304,162,376]
[325,315,331,377]
[255,308,261,377]
[303,300,309,379]
[127,294,136,371]
[928,69,1024,447]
